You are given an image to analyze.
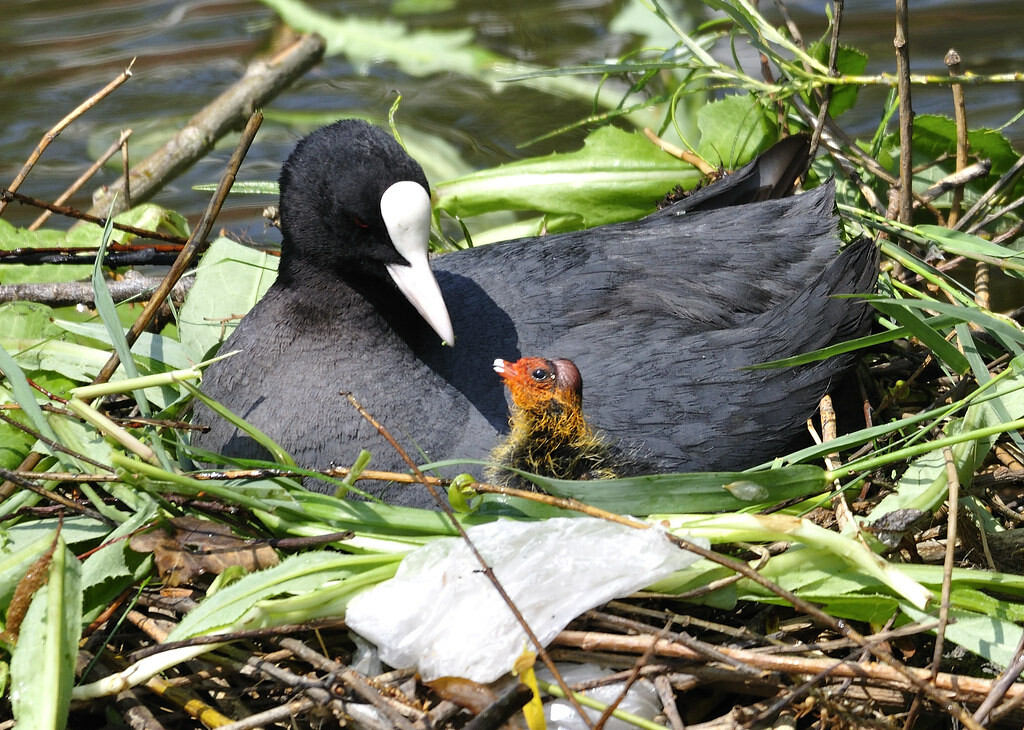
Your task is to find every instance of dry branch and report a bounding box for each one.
[86,33,325,219]
[0,272,193,307]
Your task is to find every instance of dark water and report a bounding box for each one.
[1,0,1022,237]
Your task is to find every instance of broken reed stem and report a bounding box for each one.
[894,0,914,226]
[0,59,135,217]
[87,33,325,218]
[931,447,960,671]
[809,0,842,154]
[120,129,132,211]
[945,49,968,227]
[29,129,133,231]
[552,630,1024,709]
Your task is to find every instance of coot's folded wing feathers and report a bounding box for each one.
[433,182,842,337]
[565,238,879,471]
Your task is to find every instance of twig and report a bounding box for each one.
[653,675,685,730]
[940,451,965,639]
[0,273,193,307]
[0,469,115,525]
[87,34,325,219]
[0,60,135,217]
[907,446,962,729]
[553,630,1022,708]
[120,129,132,212]
[944,49,969,227]
[0,188,187,243]
[974,631,1024,725]
[464,684,534,730]
[659,536,983,729]
[277,638,422,730]
[643,128,715,174]
[957,149,1024,233]
[809,0,843,155]
[894,0,914,226]
[28,129,133,231]
[217,699,317,730]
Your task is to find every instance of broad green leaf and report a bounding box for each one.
[696,94,775,167]
[435,126,700,230]
[0,302,65,340]
[178,237,278,363]
[81,499,158,625]
[807,43,868,117]
[9,537,82,730]
[525,464,827,515]
[0,385,35,469]
[913,115,1021,179]
[902,603,1024,670]
[53,320,193,371]
[257,0,605,105]
[0,220,92,286]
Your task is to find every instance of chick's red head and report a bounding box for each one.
[493,357,582,412]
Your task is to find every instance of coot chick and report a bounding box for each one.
[488,357,646,488]
[191,120,877,507]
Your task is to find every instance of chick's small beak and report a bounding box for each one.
[493,358,515,383]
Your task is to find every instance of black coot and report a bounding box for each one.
[191,120,877,506]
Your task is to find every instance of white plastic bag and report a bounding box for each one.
[346,517,705,682]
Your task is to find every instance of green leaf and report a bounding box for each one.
[256,0,606,106]
[81,500,158,625]
[913,115,1021,179]
[516,464,827,516]
[9,536,82,730]
[870,299,971,374]
[435,126,700,231]
[0,204,187,286]
[696,94,775,167]
[808,43,868,117]
[168,551,401,640]
[178,237,278,363]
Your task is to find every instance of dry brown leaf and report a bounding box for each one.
[130,515,279,587]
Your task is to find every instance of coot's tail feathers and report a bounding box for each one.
[750,237,879,364]
[671,134,812,214]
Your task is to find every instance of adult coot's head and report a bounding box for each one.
[277,119,454,345]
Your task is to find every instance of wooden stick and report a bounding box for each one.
[0,60,135,217]
[87,33,325,219]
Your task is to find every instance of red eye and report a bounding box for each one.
[352,215,369,228]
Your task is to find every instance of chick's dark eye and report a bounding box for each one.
[351,214,369,228]
[530,368,552,382]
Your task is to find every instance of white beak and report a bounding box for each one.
[381,180,455,346]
